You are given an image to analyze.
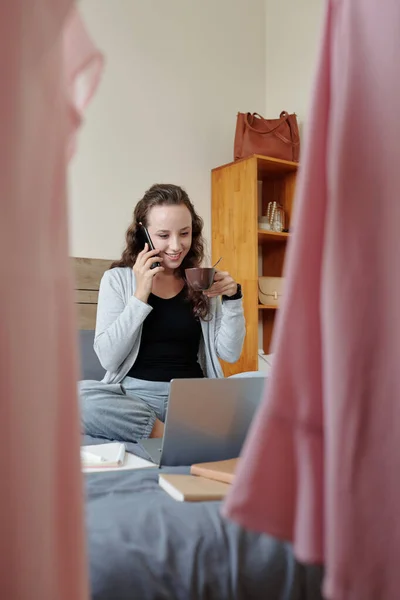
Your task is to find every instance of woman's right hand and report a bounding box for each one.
[133,244,164,303]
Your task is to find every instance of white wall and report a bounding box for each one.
[257,0,324,354]
[264,0,324,130]
[69,0,266,259]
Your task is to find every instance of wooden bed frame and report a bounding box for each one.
[71,257,112,330]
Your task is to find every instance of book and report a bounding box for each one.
[158,474,231,502]
[190,458,239,484]
[80,442,126,469]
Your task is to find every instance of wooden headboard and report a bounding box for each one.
[71,257,112,330]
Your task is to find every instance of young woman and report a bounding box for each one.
[80,183,245,442]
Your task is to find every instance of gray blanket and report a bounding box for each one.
[85,467,323,600]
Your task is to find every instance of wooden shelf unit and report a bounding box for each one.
[258,229,290,242]
[211,154,298,375]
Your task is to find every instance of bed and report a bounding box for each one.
[84,468,323,600]
[74,257,323,600]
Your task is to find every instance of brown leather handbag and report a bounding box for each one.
[234,111,300,162]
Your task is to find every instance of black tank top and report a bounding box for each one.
[127,287,204,382]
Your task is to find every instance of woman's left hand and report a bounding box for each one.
[205,270,238,298]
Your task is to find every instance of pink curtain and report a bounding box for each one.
[224,1,400,599]
[0,2,102,598]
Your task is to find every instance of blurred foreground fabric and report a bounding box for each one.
[0,2,102,598]
[224,1,400,598]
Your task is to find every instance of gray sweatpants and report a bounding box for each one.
[79,377,170,443]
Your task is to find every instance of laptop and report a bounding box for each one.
[140,376,266,467]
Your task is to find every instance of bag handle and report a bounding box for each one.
[246,112,288,134]
[245,112,299,147]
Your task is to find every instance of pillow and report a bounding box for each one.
[78,330,105,381]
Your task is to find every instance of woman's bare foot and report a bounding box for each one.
[149,418,164,438]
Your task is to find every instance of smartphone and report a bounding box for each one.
[138,223,161,269]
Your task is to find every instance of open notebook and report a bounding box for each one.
[81,443,155,473]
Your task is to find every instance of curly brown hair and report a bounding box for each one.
[111,183,210,319]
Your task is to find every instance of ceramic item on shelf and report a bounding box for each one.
[272,205,286,232]
[258,216,271,231]
[259,202,286,233]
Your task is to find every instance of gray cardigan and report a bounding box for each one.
[94,267,246,384]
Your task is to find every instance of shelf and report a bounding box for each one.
[258,229,290,243]
[212,154,298,178]
[254,154,298,178]
[211,152,298,373]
